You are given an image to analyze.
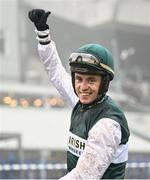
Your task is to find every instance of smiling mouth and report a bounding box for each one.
[79,92,92,96]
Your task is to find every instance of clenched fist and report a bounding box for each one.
[28,9,51,31]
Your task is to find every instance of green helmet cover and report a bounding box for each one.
[70,43,115,80]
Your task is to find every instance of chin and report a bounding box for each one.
[80,99,92,104]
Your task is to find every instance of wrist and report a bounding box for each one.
[36,24,49,31]
[35,28,51,45]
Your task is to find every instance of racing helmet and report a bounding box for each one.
[69,43,115,96]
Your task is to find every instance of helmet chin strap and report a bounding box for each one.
[90,75,109,104]
[98,75,110,96]
[71,72,76,95]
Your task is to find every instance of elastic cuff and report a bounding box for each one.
[36,35,51,43]
[35,28,50,36]
[39,41,51,45]
[35,28,51,44]
[38,34,49,39]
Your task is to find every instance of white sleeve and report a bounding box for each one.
[59,118,121,180]
[38,41,78,107]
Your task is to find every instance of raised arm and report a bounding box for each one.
[28,9,78,107]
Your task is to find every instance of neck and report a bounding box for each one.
[80,94,106,111]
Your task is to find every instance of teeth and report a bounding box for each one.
[80,93,90,95]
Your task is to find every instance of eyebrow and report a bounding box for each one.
[75,75,98,80]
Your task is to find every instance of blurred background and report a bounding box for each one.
[0,0,150,179]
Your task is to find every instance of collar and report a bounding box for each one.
[79,94,106,112]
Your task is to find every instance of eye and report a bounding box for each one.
[88,79,96,84]
[75,76,82,82]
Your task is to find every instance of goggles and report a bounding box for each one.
[69,53,114,75]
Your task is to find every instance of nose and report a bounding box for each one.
[80,81,89,91]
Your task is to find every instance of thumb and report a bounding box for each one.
[28,11,35,22]
[45,11,51,19]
